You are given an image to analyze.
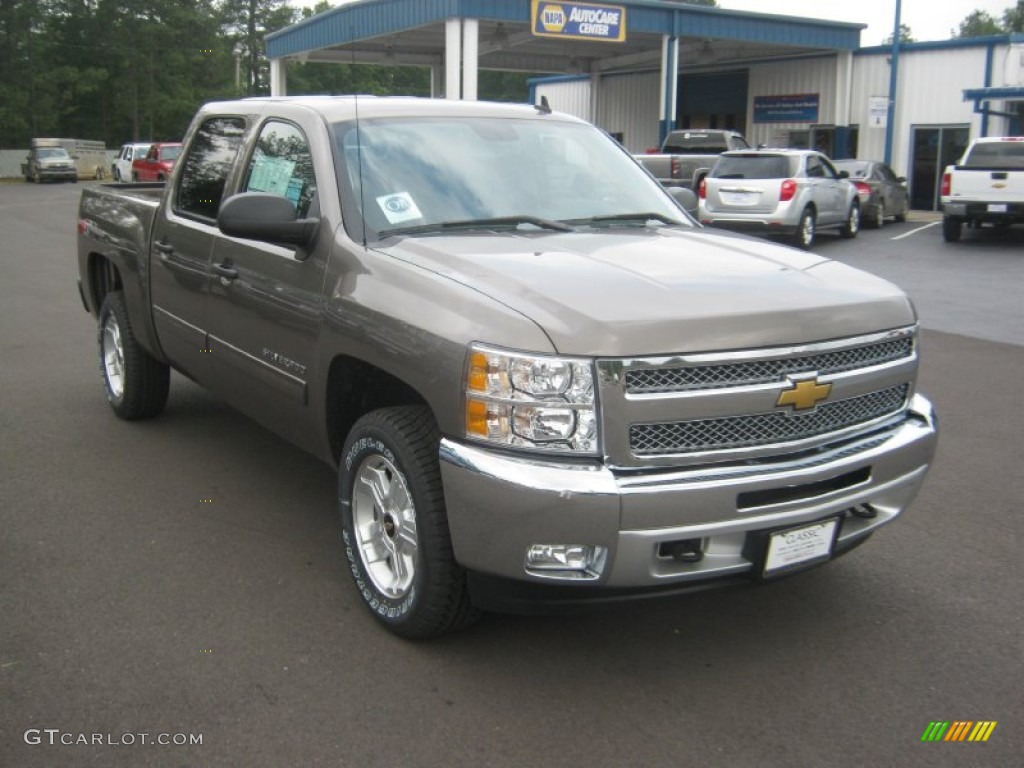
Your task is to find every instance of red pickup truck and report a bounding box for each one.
[131,142,182,182]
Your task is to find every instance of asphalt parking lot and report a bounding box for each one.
[2,180,1022,767]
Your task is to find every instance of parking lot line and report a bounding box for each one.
[891,221,940,240]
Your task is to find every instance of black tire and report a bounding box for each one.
[866,203,884,229]
[131,171,139,182]
[791,207,816,250]
[840,202,860,239]
[113,168,121,182]
[157,174,165,182]
[894,201,907,223]
[339,405,478,639]
[97,291,169,420]
[942,215,963,243]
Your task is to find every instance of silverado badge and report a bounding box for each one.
[777,377,832,411]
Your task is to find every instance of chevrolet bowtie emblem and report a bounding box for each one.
[777,378,832,411]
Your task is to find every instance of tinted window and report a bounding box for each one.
[835,161,871,178]
[159,145,182,162]
[175,118,246,220]
[244,121,317,218]
[963,142,1024,169]
[820,157,839,179]
[712,155,793,179]
[662,132,731,154]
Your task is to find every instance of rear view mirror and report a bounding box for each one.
[218,192,319,253]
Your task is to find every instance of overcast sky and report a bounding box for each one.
[290,1,1017,46]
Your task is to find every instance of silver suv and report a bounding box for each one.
[698,149,861,249]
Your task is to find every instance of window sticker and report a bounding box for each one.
[249,156,296,196]
[375,192,423,224]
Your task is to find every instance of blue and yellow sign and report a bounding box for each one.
[531,1,626,43]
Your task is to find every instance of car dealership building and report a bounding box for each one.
[266,0,1024,211]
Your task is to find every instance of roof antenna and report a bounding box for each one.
[535,95,551,114]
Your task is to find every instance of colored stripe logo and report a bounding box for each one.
[921,721,997,742]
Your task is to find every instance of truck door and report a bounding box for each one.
[204,118,329,450]
[807,154,843,224]
[149,116,247,382]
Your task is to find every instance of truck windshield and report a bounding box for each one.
[159,145,182,161]
[962,141,1024,169]
[37,148,69,159]
[332,116,689,241]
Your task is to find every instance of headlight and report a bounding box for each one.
[464,344,598,454]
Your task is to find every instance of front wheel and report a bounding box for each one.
[840,202,860,238]
[97,291,169,419]
[339,406,477,639]
[792,207,816,250]
[942,215,963,243]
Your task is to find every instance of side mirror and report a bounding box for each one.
[667,186,699,217]
[218,192,319,253]
[838,170,850,179]
[897,176,907,184]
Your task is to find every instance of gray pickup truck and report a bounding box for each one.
[635,129,750,189]
[77,96,937,638]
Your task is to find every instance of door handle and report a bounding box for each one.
[212,262,238,280]
[154,240,174,258]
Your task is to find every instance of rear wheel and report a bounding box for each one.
[131,171,139,182]
[894,201,908,223]
[339,406,477,639]
[942,215,963,243]
[866,202,885,229]
[791,207,816,250]
[840,202,860,239]
[97,292,169,420]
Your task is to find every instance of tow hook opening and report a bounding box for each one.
[850,503,878,519]
[659,538,705,563]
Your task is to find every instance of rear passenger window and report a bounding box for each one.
[175,117,246,221]
[243,121,317,218]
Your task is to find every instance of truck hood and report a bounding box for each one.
[376,227,915,356]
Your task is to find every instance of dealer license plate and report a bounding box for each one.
[987,203,1008,213]
[763,518,839,577]
[721,190,758,206]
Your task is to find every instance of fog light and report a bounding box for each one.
[525,544,607,580]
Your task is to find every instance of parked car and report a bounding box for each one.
[699,149,861,249]
[112,142,153,182]
[131,142,182,181]
[940,136,1024,242]
[635,129,749,189]
[76,97,937,637]
[833,159,909,229]
[21,139,78,183]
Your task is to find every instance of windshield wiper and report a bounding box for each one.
[569,212,683,227]
[379,215,573,239]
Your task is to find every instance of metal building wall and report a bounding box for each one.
[534,78,592,122]
[535,72,661,153]
[595,72,660,153]
[746,56,839,149]
[851,46,998,179]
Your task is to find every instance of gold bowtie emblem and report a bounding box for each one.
[777,378,832,411]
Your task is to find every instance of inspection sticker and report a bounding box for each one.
[376,192,423,224]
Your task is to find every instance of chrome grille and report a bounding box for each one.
[629,384,909,455]
[625,336,913,394]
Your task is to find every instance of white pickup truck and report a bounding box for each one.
[940,136,1024,242]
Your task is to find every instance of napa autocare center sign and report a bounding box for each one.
[753,94,820,123]
[531,1,627,42]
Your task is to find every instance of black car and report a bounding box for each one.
[833,160,909,228]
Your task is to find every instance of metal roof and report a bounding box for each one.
[266,0,864,75]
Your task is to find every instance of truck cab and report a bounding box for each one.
[23,140,78,183]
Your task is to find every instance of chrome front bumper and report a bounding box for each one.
[439,394,937,592]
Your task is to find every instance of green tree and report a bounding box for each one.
[219,0,295,95]
[882,23,915,44]
[1004,0,1024,32]
[955,10,1003,37]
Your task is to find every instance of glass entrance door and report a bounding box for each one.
[910,125,970,210]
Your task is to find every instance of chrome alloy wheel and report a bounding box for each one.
[101,313,125,400]
[799,212,815,247]
[351,454,418,598]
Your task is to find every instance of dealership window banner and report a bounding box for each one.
[753,94,820,124]
[531,1,627,42]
